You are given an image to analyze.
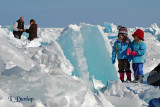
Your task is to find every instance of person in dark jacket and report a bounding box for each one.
[13,16,24,39]
[147,64,160,106]
[24,19,37,41]
[147,63,160,86]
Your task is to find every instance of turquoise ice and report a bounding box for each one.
[104,22,112,33]
[58,23,118,85]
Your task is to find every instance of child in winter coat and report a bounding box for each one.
[112,27,132,82]
[126,29,146,83]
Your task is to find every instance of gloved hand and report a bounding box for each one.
[112,58,115,64]
[130,51,137,56]
[126,48,131,55]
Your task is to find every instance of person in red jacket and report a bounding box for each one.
[24,19,37,41]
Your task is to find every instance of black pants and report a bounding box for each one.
[13,31,23,39]
[14,34,21,39]
[118,59,131,73]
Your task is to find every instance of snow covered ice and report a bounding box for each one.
[0,23,159,107]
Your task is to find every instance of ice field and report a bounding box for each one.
[0,23,160,107]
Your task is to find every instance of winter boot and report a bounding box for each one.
[126,72,131,83]
[119,72,124,82]
[133,75,138,83]
[134,75,143,83]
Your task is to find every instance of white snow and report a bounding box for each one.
[0,37,35,71]
[68,24,81,31]
[104,80,148,107]
[0,89,23,107]
[147,23,160,36]
[0,23,159,107]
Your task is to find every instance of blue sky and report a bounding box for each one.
[0,0,160,28]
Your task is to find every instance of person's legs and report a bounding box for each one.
[137,63,144,77]
[132,63,139,82]
[126,72,131,82]
[119,72,124,82]
[14,35,20,39]
[132,63,138,76]
[124,59,131,82]
[118,59,125,82]
[19,35,21,39]
[14,34,21,39]
[134,63,143,83]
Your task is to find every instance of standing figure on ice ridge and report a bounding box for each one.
[13,16,25,39]
[126,29,146,83]
[24,19,37,41]
[112,26,132,83]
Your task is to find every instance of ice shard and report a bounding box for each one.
[58,23,118,85]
